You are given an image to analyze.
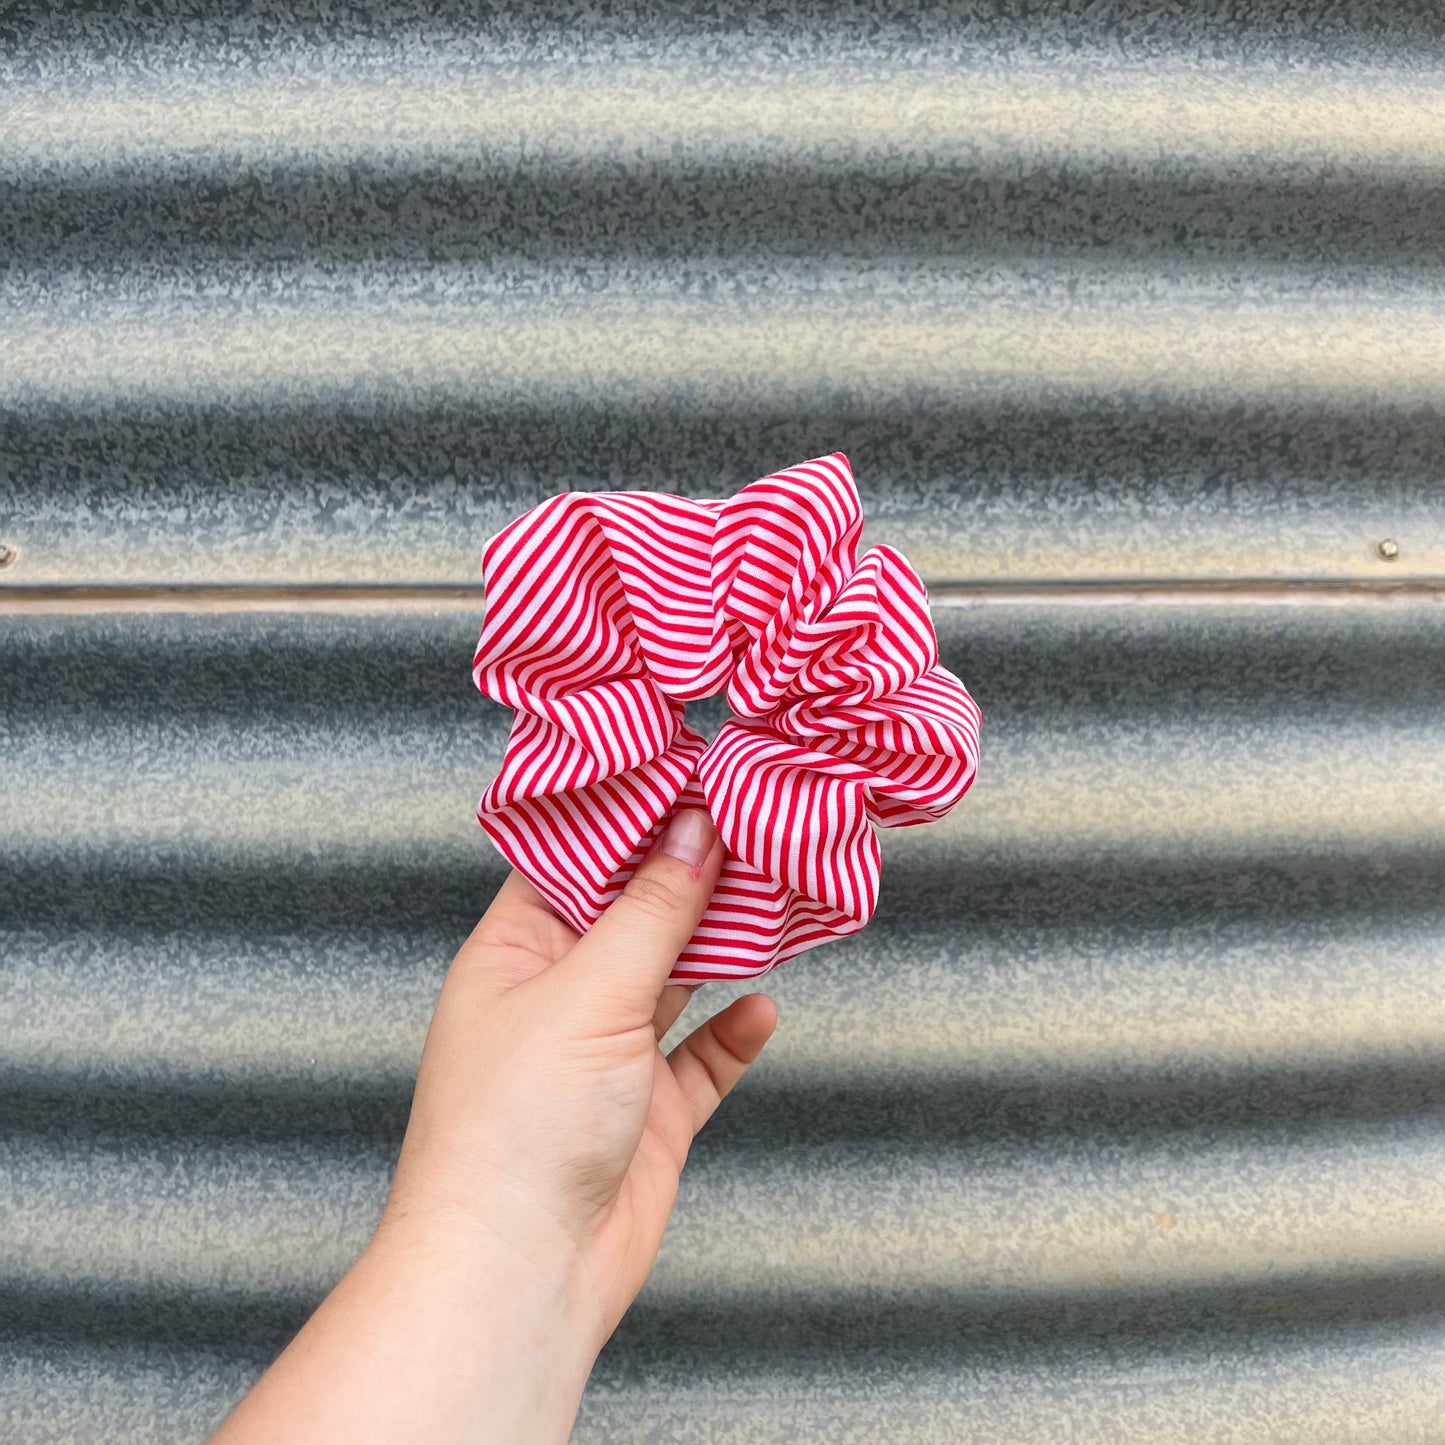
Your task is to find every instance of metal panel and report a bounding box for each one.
[3,3,1445,1442]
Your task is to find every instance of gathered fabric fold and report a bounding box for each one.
[471,451,982,982]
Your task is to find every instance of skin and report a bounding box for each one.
[211,808,778,1443]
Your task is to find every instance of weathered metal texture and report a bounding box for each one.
[3,2,1445,1442]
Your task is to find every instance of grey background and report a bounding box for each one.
[3,2,1444,1440]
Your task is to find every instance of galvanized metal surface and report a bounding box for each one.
[3,3,1445,1441]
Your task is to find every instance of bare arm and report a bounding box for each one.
[211,809,778,1443]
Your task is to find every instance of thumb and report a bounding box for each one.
[544,808,723,1025]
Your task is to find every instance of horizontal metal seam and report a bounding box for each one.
[2,579,1444,615]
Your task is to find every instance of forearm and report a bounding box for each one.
[212,1203,603,1444]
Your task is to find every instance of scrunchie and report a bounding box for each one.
[471,451,982,983]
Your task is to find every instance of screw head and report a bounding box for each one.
[0,543,16,569]
[1377,538,1400,561]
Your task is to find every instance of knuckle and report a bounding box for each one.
[621,869,686,924]
[695,1041,729,1098]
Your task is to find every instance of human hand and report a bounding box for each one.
[212,807,778,1445]
[385,804,779,1345]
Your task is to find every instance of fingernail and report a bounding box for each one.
[659,808,716,868]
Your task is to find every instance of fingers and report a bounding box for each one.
[667,993,779,1136]
[653,983,702,1042]
[545,809,724,1025]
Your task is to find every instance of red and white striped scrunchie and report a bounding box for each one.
[472,451,982,982]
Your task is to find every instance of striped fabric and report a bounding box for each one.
[472,452,982,982]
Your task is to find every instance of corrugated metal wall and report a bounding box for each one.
[4,3,1444,1440]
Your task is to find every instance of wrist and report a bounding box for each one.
[373,1179,609,1359]
[349,1195,603,1444]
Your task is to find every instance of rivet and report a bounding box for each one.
[0,543,16,569]
[1377,538,1400,561]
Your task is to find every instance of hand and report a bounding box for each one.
[212,807,778,1445]
[386,805,780,1344]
